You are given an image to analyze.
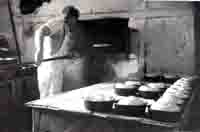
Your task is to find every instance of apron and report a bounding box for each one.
[37,23,86,98]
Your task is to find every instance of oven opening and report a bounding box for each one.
[81,18,129,53]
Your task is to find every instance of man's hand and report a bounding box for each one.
[35,59,42,66]
[42,26,51,36]
[35,53,43,66]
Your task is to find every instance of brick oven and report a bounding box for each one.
[79,17,133,84]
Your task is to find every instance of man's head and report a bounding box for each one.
[62,6,80,25]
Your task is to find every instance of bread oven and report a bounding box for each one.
[78,17,134,84]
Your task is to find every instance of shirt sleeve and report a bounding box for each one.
[44,17,64,36]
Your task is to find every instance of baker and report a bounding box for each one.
[35,6,86,98]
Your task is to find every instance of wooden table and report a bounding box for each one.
[26,83,200,132]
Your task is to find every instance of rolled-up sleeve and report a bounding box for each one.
[45,17,64,36]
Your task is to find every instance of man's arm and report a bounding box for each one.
[34,17,63,65]
[34,25,50,66]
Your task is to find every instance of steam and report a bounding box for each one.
[111,55,143,80]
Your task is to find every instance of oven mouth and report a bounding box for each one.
[80,17,129,53]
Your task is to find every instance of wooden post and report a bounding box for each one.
[7,0,22,65]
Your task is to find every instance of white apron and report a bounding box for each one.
[37,22,86,98]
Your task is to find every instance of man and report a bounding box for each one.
[35,6,85,98]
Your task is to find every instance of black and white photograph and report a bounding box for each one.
[0,0,200,132]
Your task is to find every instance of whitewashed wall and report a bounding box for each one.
[129,2,195,75]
